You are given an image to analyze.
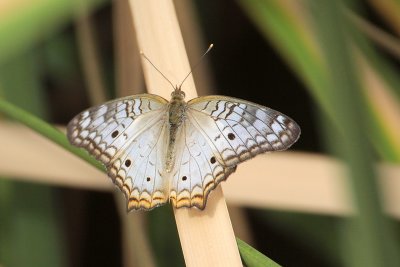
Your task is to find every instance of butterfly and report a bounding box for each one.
[67,87,300,211]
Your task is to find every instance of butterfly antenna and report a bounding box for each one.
[178,43,214,89]
[140,51,176,90]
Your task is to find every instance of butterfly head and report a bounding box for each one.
[171,86,186,100]
[140,44,213,101]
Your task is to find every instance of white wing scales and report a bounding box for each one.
[67,94,170,210]
[165,96,300,209]
[67,93,300,211]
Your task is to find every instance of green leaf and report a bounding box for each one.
[0,53,65,267]
[237,238,281,267]
[238,0,400,162]
[307,1,400,266]
[0,98,104,172]
[0,0,106,65]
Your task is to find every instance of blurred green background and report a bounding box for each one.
[0,0,400,266]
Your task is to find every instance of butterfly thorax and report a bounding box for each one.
[168,88,186,125]
[165,88,187,173]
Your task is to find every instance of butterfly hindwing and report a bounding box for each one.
[108,118,169,210]
[169,118,236,209]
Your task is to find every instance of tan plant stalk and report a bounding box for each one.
[2,123,400,218]
[128,0,242,266]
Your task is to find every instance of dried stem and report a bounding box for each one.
[1,122,400,219]
[128,0,242,266]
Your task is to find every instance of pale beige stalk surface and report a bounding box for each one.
[2,122,400,220]
[128,0,242,266]
[113,1,156,266]
[172,0,254,245]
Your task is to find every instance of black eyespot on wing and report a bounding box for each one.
[182,176,187,181]
[147,177,151,182]
[125,159,131,167]
[228,133,235,140]
[112,130,119,138]
[210,157,216,164]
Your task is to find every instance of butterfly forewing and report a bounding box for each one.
[187,96,301,167]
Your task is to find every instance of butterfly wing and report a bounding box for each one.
[170,95,300,209]
[67,94,170,210]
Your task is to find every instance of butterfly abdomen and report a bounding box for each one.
[165,97,187,173]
